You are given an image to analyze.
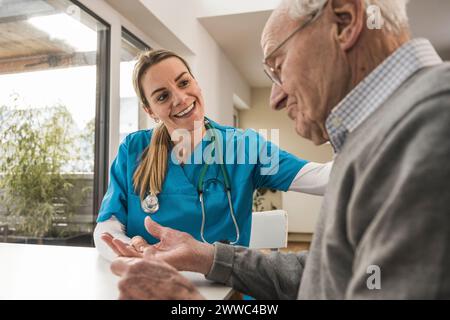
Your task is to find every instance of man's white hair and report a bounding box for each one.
[284,0,410,33]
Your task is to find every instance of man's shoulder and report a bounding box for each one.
[366,63,450,133]
[341,63,450,166]
[402,62,450,103]
[389,62,450,135]
[373,80,449,160]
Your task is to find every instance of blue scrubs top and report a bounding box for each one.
[97,119,308,246]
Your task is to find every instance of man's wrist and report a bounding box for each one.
[204,242,235,284]
[196,242,215,275]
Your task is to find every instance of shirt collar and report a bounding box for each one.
[325,38,443,153]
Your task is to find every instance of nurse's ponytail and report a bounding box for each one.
[131,49,193,200]
[133,123,171,200]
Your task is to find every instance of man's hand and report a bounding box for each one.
[111,256,205,300]
[142,217,215,275]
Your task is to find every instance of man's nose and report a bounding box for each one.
[269,83,287,110]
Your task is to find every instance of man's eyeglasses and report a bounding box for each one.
[262,6,326,86]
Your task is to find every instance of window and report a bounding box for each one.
[120,28,151,142]
[0,0,109,246]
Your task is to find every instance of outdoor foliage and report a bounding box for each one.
[0,99,92,238]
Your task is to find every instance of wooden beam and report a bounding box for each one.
[0,51,97,75]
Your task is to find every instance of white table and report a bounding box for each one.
[0,243,234,300]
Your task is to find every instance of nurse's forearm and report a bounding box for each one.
[288,161,333,195]
[93,216,131,261]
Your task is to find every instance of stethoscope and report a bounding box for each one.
[141,119,240,245]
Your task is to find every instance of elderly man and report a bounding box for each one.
[107,0,450,299]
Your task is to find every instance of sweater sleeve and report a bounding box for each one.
[206,242,308,300]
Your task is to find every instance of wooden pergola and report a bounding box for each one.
[0,0,100,75]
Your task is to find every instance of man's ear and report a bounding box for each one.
[331,0,364,51]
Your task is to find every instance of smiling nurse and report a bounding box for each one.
[93,49,332,260]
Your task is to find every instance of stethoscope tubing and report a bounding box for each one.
[142,119,240,244]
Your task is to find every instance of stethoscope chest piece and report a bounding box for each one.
[141,193,159,214]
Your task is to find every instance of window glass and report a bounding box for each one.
[120,29,150,142]
[0,0,109,246]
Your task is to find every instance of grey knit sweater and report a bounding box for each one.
[206,63,450,299]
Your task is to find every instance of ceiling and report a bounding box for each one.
[199,0,450,88]
[199,10,271,88]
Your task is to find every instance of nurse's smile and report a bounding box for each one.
[173,101,196,118]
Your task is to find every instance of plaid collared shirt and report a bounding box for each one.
[326,38,443,153]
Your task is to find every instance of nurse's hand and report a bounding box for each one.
[101,233,144,258]
[130,236,151,253]
[143,217,215,276]
[111,256,205,300]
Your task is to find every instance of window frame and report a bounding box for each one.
[70,0,111,223]
[120,27,152,136]
[74,0,158,225]
[122,27,151,52]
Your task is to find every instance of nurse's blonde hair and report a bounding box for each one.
[132,49,193,201]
